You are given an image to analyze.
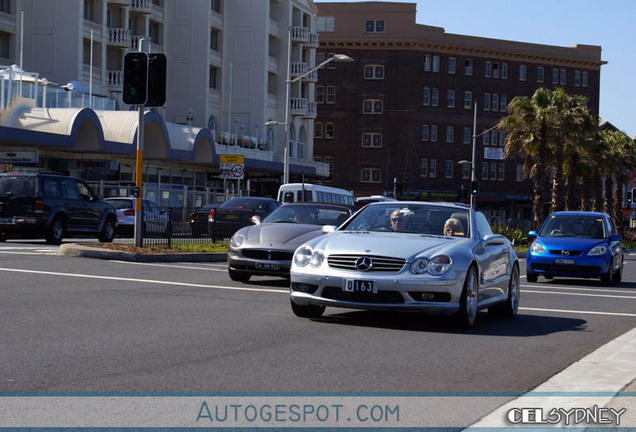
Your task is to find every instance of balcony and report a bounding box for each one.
[130,0,151,14]
[207,88,221,109]
[107,27,130,47]
[290,26,310,43]
[267,56,279,74]
[307,32,319,48]
[107,70,122,90]
[150,2,164,22]
[305,101,317,119]
[108,0,131,5]
[289,98,317,119]
[208,49,222,67]
[0,11,16,33]
[268,18,280,38]
[80,65,103,89]
[82,19,103,40]
[290,61,317,82]
[210,9,223,29]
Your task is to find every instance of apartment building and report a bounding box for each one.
[0,0,327,202]
[314,1,604,222]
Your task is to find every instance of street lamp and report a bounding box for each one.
[271,46,354,184]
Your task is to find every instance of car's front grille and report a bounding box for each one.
[242,249,293,261]
[548,249,583,256]
[322,287,404,303]
[327,255,406,272]
[533,264,601,274]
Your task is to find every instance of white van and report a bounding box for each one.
[277,183,354,206]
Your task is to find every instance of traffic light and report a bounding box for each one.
[627,191,633,204]
[470,180,479,196]
[146,53,167,107]
[122,52,149,105]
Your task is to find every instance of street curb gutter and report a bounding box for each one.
[57,243,228,263]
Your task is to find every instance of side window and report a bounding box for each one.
[42,178,61,199]
[61,179,80,200]
[283,192,294,203]
[475,212,493,237]
[76,181,94,201]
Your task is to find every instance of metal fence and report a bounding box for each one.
[132,206,255,248]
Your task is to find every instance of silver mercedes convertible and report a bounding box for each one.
[290,201,520,327]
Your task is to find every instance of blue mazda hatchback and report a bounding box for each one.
[526,211,623,285]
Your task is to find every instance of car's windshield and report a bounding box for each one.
[0,176,36,196]
[539,215,606,239]
[263,204,350,225]
[341,203,470,236]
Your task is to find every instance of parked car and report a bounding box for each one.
[289,201,520,327]
[104,197,169,236]
[526,211,623,285]
[189,204,219,236]
[228,203,354,282]
[212,197,282,240]
[0,172,117,244]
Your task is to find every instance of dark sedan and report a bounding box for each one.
[189,204,219,236]
[228,203,353,282]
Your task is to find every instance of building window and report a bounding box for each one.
[519,64,527,81]
[361,168,381,183]
[492,94,499,112]
[447,89,455,108]
[420,159,428,177]
[208,66,218,89]
[432,55,440,72]
[499,95,507,112]
[429,160,437,178]
[537,66,544,83]
[324,123,334,139]
[210,0,221,13]
[482,130,489,145]
[493,62,500,78]
[445,160,454,178]
[316,86,325,103]
[482,163,489,180]
[485,61,492,77]
[501,63,508,79]
[431,88,439,107]
[499,130,506,146]
[363,99,383,114]
[210,29,219,51]
[314,123,323,139]
[317,16,335,32]
[463,127,471,144]
[0,32,9,59]
[0,0,10,13]
[490,163,497,180]
[446,126,454,143]
[430,125,438,142]
[421,124,429,141]
[364,64,385,79]
[365,20,384,33]
[497,163,505,181]
[490,130,497,145]
[422,88,430,106]
[582,71,588,87]
[324,156,333,181]
[424,55,431,72]
[326,52,336,69]
[560,69,566,85]
[461,163,470,179]
[574,70,581,87]
[484,93,491,111]
[448,57,456,74]
[516,163,523,182]
[552,68,559,84]
[84,0,93,20]
[464,91,472,109]
[362,133,382,148]
[464,59,473,76]
[326,86,336,104]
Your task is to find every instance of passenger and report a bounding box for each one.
[390,209,409,232]
[444,217,464,237]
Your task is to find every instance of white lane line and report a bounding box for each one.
[0,251,55,256]
[0,267,288,294]
[520,306,636,317]
[521,285,635,294]
[522,289,636,300]
[110,261,227,272]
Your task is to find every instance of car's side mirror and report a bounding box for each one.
[484,234,506,246]
[251,215,261,225]
[322,225,337,234]
[611,234,622,242]
[93,194,102,201]
[528,230,537,239]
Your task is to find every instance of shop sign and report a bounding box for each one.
[69,160,119,170]
[484,147,504,160]
[0,151,39,164]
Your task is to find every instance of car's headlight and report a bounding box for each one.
[294,246,312,267]
[230,233,244,248]
[530,241,545,254]
[310,251,325,268]
[588,245,607,256]
[427,255,452,276]
[410,257,429,275]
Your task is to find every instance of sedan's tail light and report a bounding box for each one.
[123,209,135,216]
[33,199,43,212]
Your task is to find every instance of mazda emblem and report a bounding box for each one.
[562,250,570,256]
[355,256,373,271]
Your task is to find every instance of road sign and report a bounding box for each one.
[219,155,245,180]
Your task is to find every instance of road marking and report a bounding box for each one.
[110,261,227,272]
[522,285,635,294]
[0,251,56,256]
[0,267,288,294]
[520,306,636,317]
[522,289,636,300]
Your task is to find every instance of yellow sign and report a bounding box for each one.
[220,155,244,164]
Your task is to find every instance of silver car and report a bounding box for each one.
[290,201,520,327]
[228,203,353,282]
[104,197,169,236]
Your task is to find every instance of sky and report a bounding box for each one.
[319,0,636,136]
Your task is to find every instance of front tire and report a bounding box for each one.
[526,270,538,283]
[290,299,325,318]
[228,268,251,282]
[456,265,479,328]
[97,218,116,243]
[0,232,6,242]
[45,217,65,245]
[612,257,623,284]
[490,263,520,318]
[601,259,612,286]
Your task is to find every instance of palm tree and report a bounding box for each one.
[499,88,561,230]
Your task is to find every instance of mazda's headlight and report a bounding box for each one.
[230,233,244,248]
[530,241,545,254]
[427,255,452,276]
[294,246,312,267]
[410,257,429,275]
[588,245,607,256]
[310,251,325,268]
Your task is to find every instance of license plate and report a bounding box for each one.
[342,279,378,294]
[256,263,280,270]
[225,214,238,220]
[555,258,575,265]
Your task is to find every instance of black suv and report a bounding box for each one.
[0,172,117,244]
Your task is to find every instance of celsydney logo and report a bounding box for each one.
[507,405,626,426]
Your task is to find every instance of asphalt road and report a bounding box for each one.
[1,240,636,426]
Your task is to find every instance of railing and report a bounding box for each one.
[107,27,130,47]
[107,70,123,89]
[0,11,16,32]
[130,0,151,14]
[82,19,103,40]
[290,25,309,43]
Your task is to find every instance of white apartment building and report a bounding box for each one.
[0,0,329,203]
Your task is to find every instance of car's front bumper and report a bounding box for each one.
[290,269,464,315]
[228,249,293,278]
[526,252,609,278]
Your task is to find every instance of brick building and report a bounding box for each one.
[313,1,604,222]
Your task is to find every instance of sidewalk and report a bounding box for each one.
[57,243,227,263]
